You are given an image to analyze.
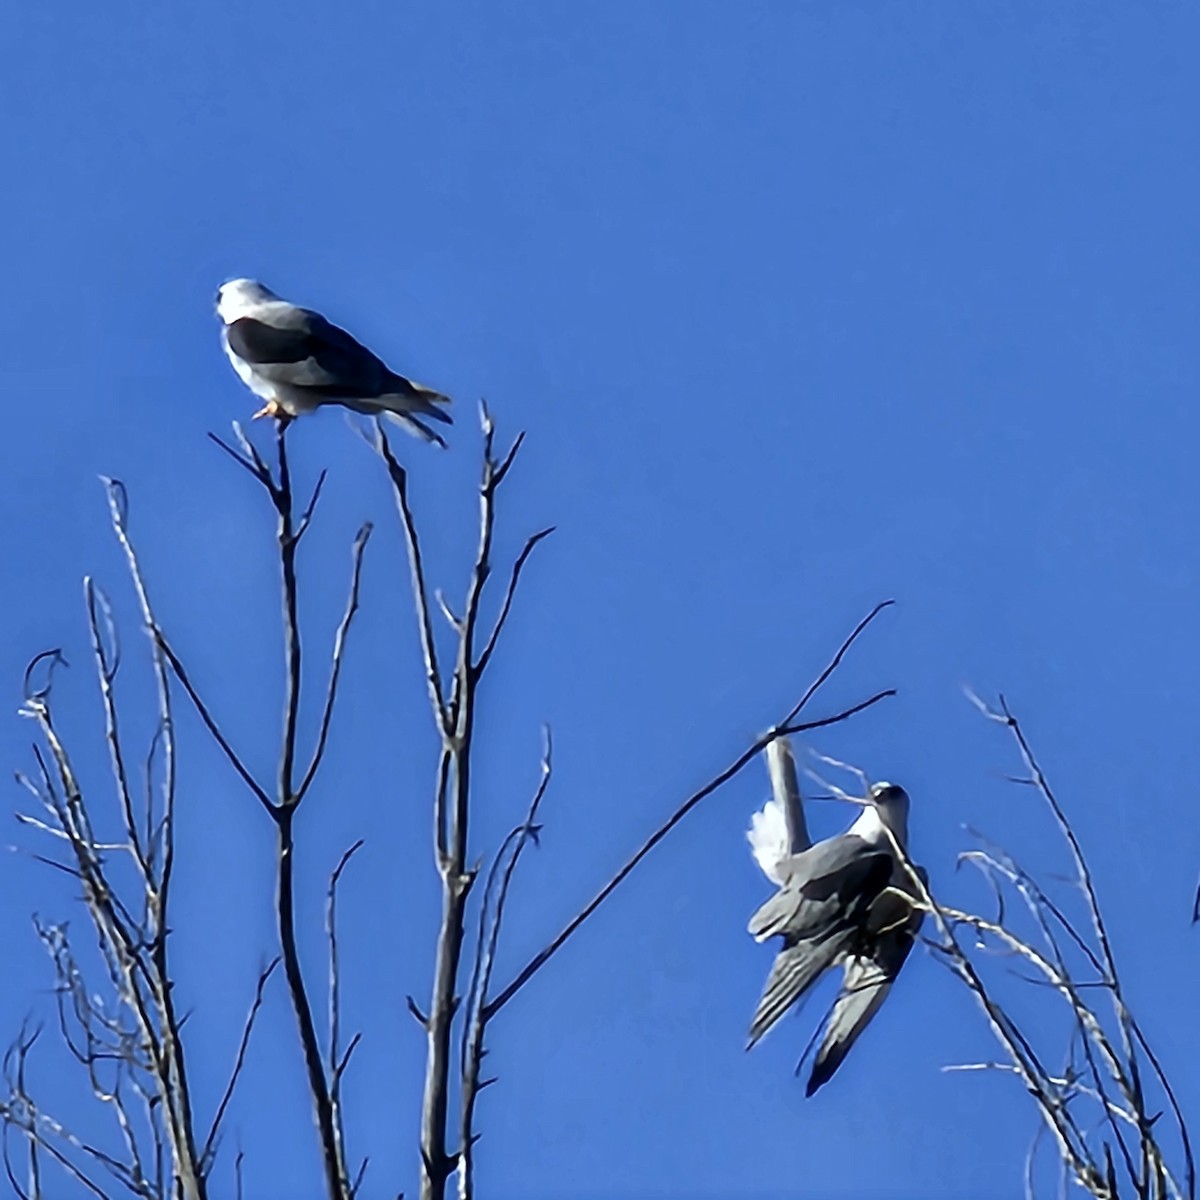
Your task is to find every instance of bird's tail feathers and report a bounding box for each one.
[804,929,918,1095]
[382,376,454,422]
[411,381,453,407]
[747,798,791,886]
[382,409,449,448]
[803,957,893,1096]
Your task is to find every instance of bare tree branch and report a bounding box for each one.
[206,433,270,487]
[152,635,275,816]
[327,840,365,1195]
[873,697,1194,1200]
[200,959,280,1174]
[474,527,555,677]
[367,421,447,731]
[297,524,373,802]
[457,728,553,1199]
[143,425,366,1200]
[260,424,353,1200]
[372,404,555,1200]
[84,578,146,876]
[296,470,330,543]
[778,599,894,729]
[413,408,512,1200]
[8,476,212,1200]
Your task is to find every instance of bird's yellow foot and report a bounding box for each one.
[251,399,282,420]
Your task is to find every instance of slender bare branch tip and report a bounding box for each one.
[331,839,365,888]
[406,996,428,1028]
[295,469,330,540]
[434,589,463,631]
[98,475,128,525]
[492,430,526,484]
[231,418,259,457]
[207,431,272,486]
[777,687,897,737]
[23,649,69,704]
[778,598,895,728]
[334,1033,362,1080]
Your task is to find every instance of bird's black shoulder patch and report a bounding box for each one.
[226,317,314,364]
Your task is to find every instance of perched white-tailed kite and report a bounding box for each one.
[746,777,924,1096]
[216,279,453,444]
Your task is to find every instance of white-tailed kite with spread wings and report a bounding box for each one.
[216,279,453,444]
[747,768,924,1096]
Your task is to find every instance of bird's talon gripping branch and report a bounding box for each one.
[251,399,280,420]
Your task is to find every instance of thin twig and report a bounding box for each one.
[295,470,330,542]
[474,528,555,676]
[296,525,373,802]
[200,958,280,1173]
[154,636,274,816]
[328,840,365,1189]
[369,422,447,730]
[458,730,552,1200]
[206,433,271,487]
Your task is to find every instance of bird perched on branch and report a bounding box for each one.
[216,279,453,445]
[747,779,925,1095]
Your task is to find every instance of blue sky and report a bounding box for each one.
[2,3,1199,1197]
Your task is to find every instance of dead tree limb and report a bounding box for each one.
[370,405,555,1200]
[327,841,366,1198]
[868,696,1194,1200]
[3,480,211,1200]
[163,423,372,1200]
[456,727,553,1200]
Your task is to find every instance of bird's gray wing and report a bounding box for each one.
[804,936,914,1095]
[746,848,894,1047]
[226,308,389,395]
[748,928,857,1047]
[747,835,889,941]
[804,866,926,1095]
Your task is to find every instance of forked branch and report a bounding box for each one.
[888,697,1193,1200]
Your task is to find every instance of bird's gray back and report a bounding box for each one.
[226,306,392,396]
[748,835,892,942]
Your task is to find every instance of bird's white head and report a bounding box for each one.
[868,781,911,844]
[215,279,281,323]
